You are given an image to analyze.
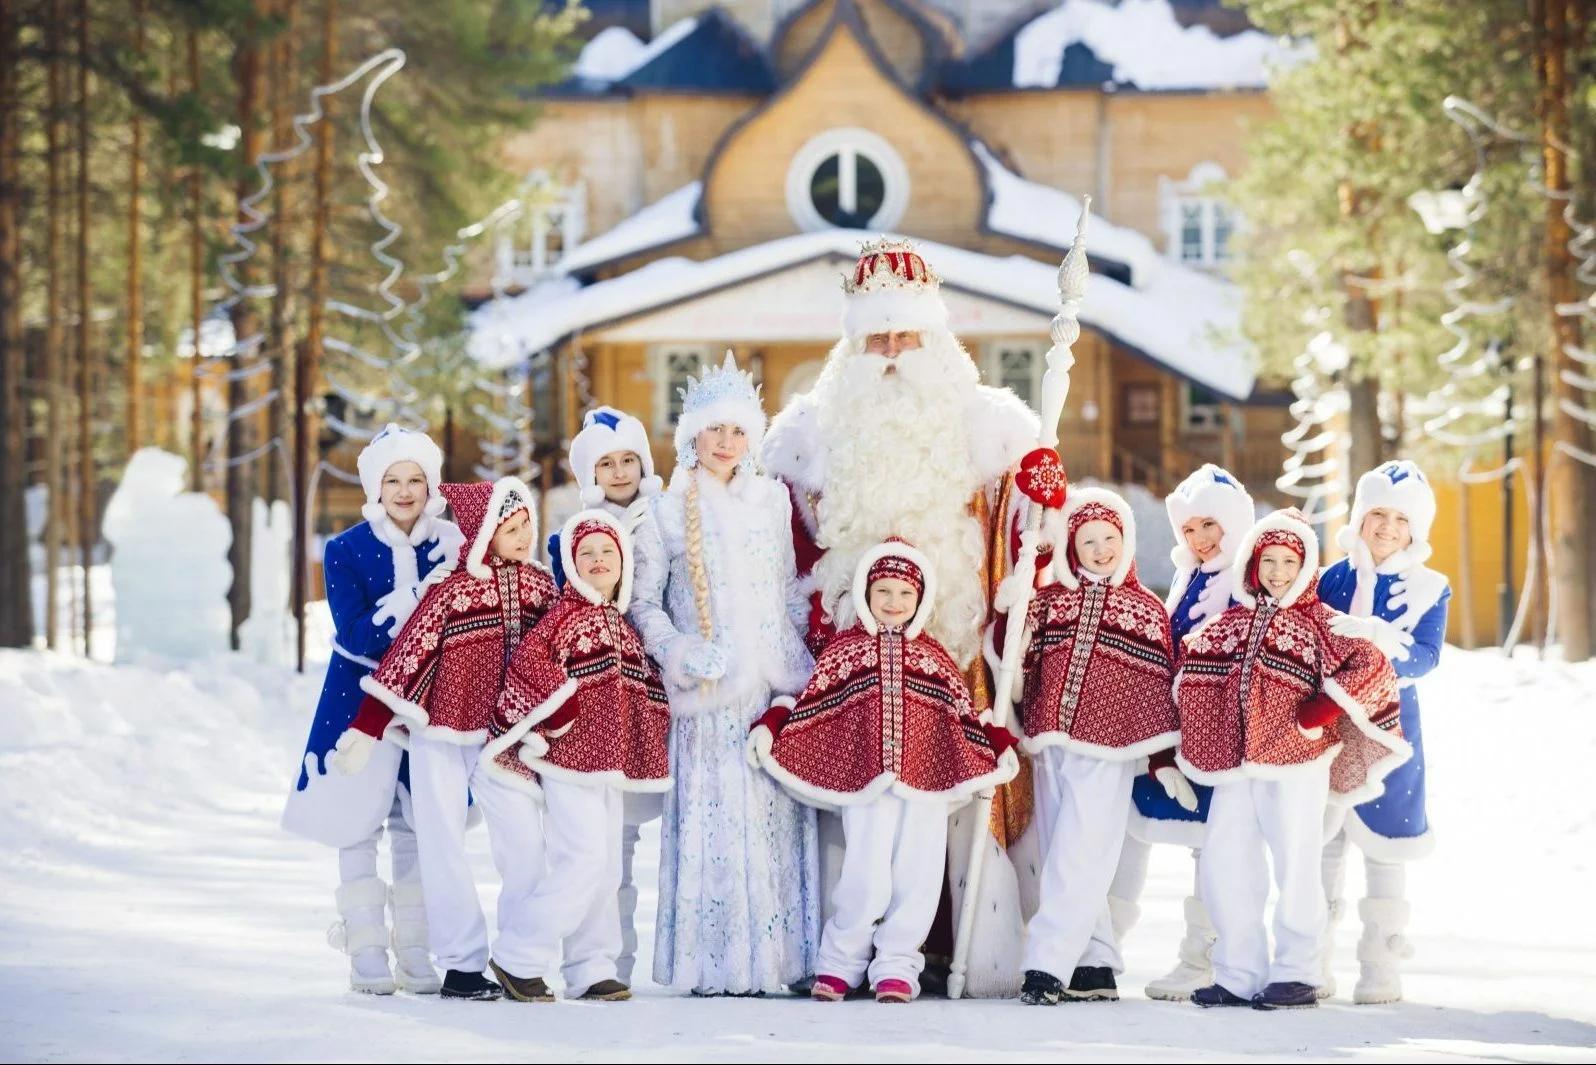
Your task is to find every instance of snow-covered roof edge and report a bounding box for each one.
[556,182,704,277]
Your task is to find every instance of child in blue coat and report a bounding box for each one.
[1316,460,1450,1004]
[281,424,462,995]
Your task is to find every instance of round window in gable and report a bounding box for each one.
[786,128,909,233]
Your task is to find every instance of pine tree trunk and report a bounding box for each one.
[188,29,205,493]
[226,7,266,649]
[264,0,298,505]
[76,0,96,657]
[0,0,31,648]
[44,0,66,649]
[292,0,335,672]
[1538,0,1592,661]
[125,0,147,454]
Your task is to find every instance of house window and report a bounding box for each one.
[1160,162,1234,268]
[1122,383,1161,428]
[786,128,909,234]
[649,345,708,435]
[984,341,1044,407]
[1184,384,1226,432]
[495,170,587,283]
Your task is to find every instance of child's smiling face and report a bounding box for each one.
[1074,520,1123,577]
[574,533,621,600]
[868,577,919,629]
[1256,544,1302,598]
[595,450,642,506]
[1181,516,1223,564]
[1359,506,1412,565]
[490,509,534,564]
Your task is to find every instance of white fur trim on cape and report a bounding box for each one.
[842,286,950,339]
[1020,728,1180,762]
[1053,486,1138,590]
[1126,806,1207,848]
[759,746,1018,814]
[464,476,536,581]
[479,677,579,765]
[1332,532,1446,628]
[966,386,1040,486]
[359,674,429,732]
[1341,809,1437,862]
[559,508,634,612]
[1320,675,1413,807]
[851,540,938,640]
[1231,509,1320,609]
[760,393,825,494]
[1176,744,1341,788]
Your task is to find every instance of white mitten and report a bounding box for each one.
[516,732,550,768]
[745,724,773,770]
[1328,613,1413,661]
[330,729,376,777]
[372,583,423,638]
[1155,765,1200,813]
[682,640,728,682]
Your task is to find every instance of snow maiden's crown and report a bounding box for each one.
[841,237,950,338]
[673,351,767,470]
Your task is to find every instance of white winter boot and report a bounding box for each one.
[328,877,396,994]
[1145,896,1216,1001]
[1353,898,1412,1004]
[1316,897,1346,999]
[389,880,442,994]
[1107,895,1141,944]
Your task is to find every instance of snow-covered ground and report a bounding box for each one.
[1,644,1592,1062]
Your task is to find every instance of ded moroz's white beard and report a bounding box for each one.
[809,331,988,667]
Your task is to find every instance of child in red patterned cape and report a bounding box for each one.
[1007,487,1181,1007]
[331,476,559,1003]
[746,538,1018,1004]
[476,509,671,1002]
[1169,506,1406,1011]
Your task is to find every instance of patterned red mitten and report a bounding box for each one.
[349,695,393,739]
[982,722,1019,758]
[805,589,836,658]
[1297,692,1341,732]
[1146,747,1177,779]
[1015,447,1068,508]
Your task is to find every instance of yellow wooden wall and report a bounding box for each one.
[1428,470,1535,648]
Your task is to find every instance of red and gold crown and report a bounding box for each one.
[840,237,950,337]
[842,237,942,296]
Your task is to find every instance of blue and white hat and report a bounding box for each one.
[1165,464,1256,570]
[356,423,447,525]
[673,351,766,469]
[1338,459,1437,554]
[568,406,663,507]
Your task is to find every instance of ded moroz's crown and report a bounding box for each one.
[842,237,943,296]
[840,237,950,337]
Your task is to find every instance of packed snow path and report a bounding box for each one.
[1,647,1592,1062]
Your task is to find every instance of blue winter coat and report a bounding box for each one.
[1317,557,1450,860]
[281,519,456,849]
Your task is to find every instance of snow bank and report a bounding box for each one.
[1013,0,1305,91]
[556,181,702,275]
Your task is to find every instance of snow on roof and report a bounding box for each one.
[469,229,1255,401]
[1013,0,1302,91]
[973,141,1161,288]
[571,17,697,87]
[557,182,702,276]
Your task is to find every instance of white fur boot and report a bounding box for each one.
[1316,897,1346,999]
[1145,896,1216,1001]
[328,877,396,995]
[389,880,442,994]
[1353,898,1413,1005]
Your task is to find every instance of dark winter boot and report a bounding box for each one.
[1064,966,1119,1002]
[1019,969,1064,1006]
[1252,981,1319,1010]
[580,979,632,1002]
[488,960,554,1002]
[1192,984,1251,1008]
[441,968,502,1001]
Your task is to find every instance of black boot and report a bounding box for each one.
[1192,983,1251,1008]
[1019,969,1064,1006]
[488,959,555,1002]
[1252,981,1318,1010]
[440,969,502,1001]
[1064,966,1119,1002]
[580,979,632,1002]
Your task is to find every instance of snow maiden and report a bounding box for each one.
[1011,488,1182,1006]
[629,352,822,996]
[1174,507,1407,1010]
[280,424,462,996]
[747,539,1018,1003]
[1315,460,1450,1004]
[333,476,560,1002]
[1110,464,1256,1002]
[479,510,672,1003]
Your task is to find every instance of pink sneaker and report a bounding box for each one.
[811,975,849,1002]
[874,979,914,1003]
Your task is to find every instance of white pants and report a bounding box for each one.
[523,779,626,994]
[337,795,421,887]
[1022,748,1136,977]
[1321,807,1407,901]
[618,792,661,984]
[1109,837,1203,905]
[816,794,947,992]
[1200,766,1330,998]
[408,736,545,975]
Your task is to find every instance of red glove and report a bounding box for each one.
[982,722,1019,758]
[1147,747,1177,778]
[805,589,836,658]
[349,695,394,739]
[1297,692,1341,733]
[752,702,791,738]
[1016,447,1067,508]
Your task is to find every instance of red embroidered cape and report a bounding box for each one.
[481,586,672,799]
[1175,574,1408,805]
[356,558,560,743]
[761,622,1017,809]
[1019,567,1180,760]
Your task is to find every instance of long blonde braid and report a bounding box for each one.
[684,469,714,641]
